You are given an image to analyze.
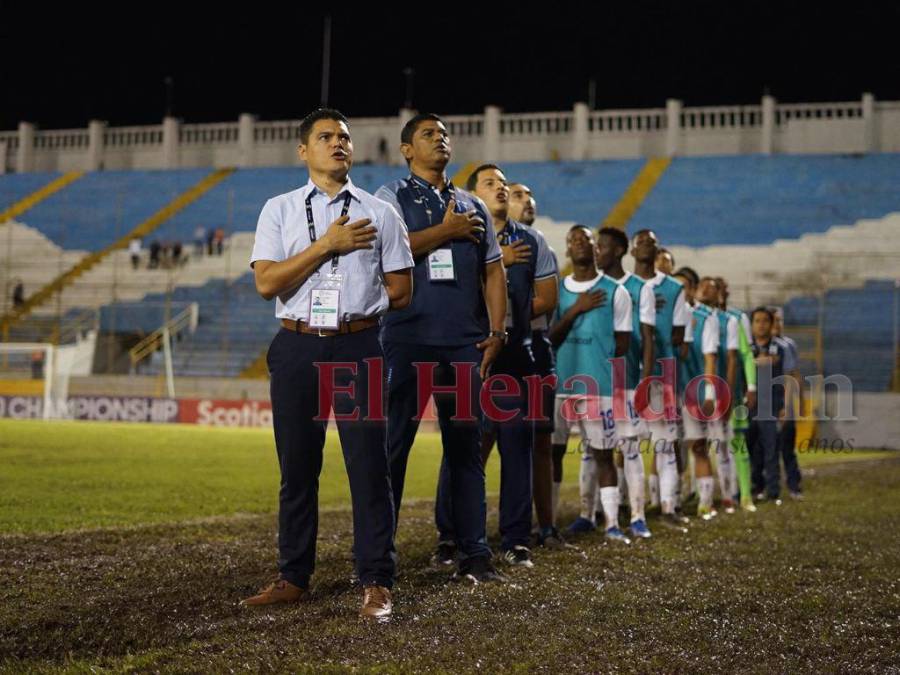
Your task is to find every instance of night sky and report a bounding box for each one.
[3,3,898,130]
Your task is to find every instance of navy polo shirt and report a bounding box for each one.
[376,175,502,346]
[497,219,557,347]
[751,337,786,415]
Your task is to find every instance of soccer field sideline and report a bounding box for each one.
[1,418,893,535]
[2,453,898,672]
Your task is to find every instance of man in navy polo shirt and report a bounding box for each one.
[748,306,788,503]
[436,164,558,568]
[506,182,563,546]
[376,113,508,583]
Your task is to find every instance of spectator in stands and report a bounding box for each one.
[30,349,44,379]
[378,137,389,164]
[129,238,142,270]
[748,306,787,504]
[194,226,206,256]
[772,306,804,499]
[172,241,183,266]
[12,279,25,309]
[214,227,225,255]
[148,240,161,269]
[656,248,675,275]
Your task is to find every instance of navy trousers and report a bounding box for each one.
[436,344,535,551]
[777,419,802,493]
[383,340,491,563]
[748,414,780,499]
[267,327,396,589]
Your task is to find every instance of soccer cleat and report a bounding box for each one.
[566,517,597,535]
[536,527,567,550]
[629,519,652,539]
[502,545,535,568]
[740,499,758,513]
[659,513,689,533]
[605,526,632,544]
[432,540,457,566]
[698,505,718,521]
[721,499,737,514]
[452,557,508,584]
[789,491,804,501]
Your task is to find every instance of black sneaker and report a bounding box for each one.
[452,556,508,584]
[502,545,535,568]
[432,540,457,566]
[536,527,567,550]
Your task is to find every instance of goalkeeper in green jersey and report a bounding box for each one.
[715,277,758,512]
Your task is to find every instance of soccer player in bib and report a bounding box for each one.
[631,231,688,530]
[593,227,656,538]
[710,284,740,513]
[682,277,722,520]
[549,225,632,542]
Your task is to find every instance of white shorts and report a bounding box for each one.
[616,389,647,440]
[706,417,733,444]
[680,399,707,440]
[645,381,679,443]
[551,394,617,450]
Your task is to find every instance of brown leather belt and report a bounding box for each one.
[281,316,379,336]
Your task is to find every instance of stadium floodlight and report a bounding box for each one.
[0,342,75,420]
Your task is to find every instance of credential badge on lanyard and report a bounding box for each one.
[307,191,352,330]
[410,176,458,282]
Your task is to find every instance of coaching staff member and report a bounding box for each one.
[376,113,508,583]
[243,109,413,621]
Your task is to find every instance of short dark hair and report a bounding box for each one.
[630,228,658,246]
[299,108,349,145]
[567,224,593,238]
[751,306,774,323]
[597,226,629,255]
[466,163,502,191]
[674,266,700,287]
[401,112,444,145]
[657,247,674,262]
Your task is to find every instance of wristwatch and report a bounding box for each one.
[488,330,508,344]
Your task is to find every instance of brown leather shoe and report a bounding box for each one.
[359,585,392,621]
[241,578,306,606]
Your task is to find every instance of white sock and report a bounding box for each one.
[579,450,598,521]
[551,481,561,525]
[698,476,715,509]
[599,486,621,531]
[656,442,679,514]
[648,473,660,508]
[623,441,646,522]
[715,442,733,502]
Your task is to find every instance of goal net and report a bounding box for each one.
[0,342,75,420]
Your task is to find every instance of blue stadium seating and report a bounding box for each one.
[0,172,63,210]
[138,273,277,377]
[630,154,900,246]
[4,169,210,250]
[783,280,897,392]
[6,155,900,251]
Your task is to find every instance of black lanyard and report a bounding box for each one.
[408,175,455,224]
[306,190,352,275]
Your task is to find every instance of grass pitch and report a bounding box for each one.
[1,419,898,672]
